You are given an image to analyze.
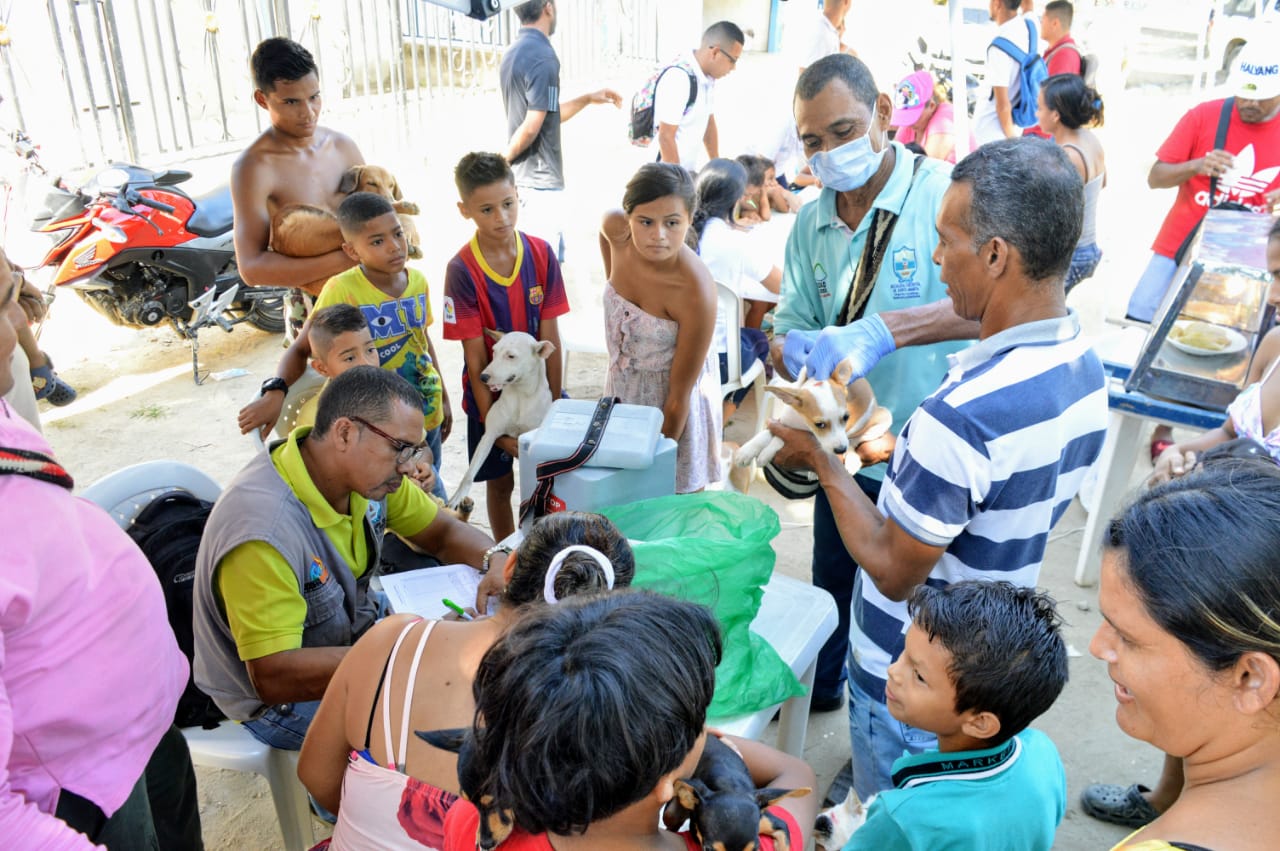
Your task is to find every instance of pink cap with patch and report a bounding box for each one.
[890,71,934,128]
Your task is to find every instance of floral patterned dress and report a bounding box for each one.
[603,285,722,492]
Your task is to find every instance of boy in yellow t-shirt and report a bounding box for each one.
[312,192,451,498]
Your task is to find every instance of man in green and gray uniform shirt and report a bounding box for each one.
[193,367,498,749]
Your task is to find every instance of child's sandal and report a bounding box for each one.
[30,354,77,406]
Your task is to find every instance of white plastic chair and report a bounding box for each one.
[559,323,608,385]
[246,366,328,451]
[82,461,315,851]
[716,281,769,437]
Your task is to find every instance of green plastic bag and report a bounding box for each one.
[601,492,805,718]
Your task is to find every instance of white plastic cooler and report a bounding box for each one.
[517,399,677,515]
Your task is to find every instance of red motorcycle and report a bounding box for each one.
[26,162,285,336]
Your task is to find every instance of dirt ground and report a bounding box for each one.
[20,16,1224,848]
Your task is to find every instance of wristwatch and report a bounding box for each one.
[480,543,514,575]
[260,377,289,396]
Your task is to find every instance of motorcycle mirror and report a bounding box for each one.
[917,36,927,53]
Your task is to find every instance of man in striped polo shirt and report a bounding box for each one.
[771,137,1108,800]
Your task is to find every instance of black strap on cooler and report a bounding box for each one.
[518,396,618,525]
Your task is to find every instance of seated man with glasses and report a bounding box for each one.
[193,366,496,750]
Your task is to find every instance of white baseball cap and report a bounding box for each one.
[1231,38,1280,101]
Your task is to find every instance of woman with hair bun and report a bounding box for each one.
[1087,461,1280,849]
[1037,73,1107,294]
[298,511,635,850]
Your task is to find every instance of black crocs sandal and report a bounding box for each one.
[30,354,77,407]
[1080,782,1160,828]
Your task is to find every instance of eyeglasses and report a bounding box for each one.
[719,47,738,66]
[350,415,428,465]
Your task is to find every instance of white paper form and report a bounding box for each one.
[378,564,482,619]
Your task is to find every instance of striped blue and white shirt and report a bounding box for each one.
[849,310,1107,700]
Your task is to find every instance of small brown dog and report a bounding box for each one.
[271,164,422,294]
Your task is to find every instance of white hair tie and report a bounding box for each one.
[543,545,615,604]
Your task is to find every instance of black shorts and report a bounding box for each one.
[466,414,515,482]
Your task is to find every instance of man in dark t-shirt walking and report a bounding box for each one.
[500,0,621,260]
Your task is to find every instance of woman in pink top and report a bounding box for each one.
[0,249,193,848]
[888,70,973,164]
[298,511,635,850]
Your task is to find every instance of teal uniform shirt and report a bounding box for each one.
[845,729,1067,850]
[774,143,969,482]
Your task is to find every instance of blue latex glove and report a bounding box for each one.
[781,329,821,378]
[805,314,896,382]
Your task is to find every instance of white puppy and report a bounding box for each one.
[733,361,891,476]
[447,330,555,510]
[813,789,876,850]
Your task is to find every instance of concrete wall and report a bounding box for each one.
[702,0,775,52]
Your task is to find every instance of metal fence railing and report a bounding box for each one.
[0,0,660,170]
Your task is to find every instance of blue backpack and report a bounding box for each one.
[991,18,1049,128]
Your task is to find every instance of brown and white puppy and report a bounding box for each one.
[270,164,423,292]
[733,360,892,480]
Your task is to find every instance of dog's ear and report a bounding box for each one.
[338,165,363,195]
[672,778,706,813]
[534,339,557,359]
[830,358,855,388]
[764,385,806,410]
[414,727,467,752]
[484,328,505,343]
[390,174,403,200]
[755,786,811,810]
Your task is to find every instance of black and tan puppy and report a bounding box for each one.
[416,727,513,850]
[662,734,810,851]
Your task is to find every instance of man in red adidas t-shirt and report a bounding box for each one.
[1125,39,1280,322]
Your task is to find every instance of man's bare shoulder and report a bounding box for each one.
[318,126,362,161]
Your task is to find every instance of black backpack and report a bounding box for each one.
[128,490,227,729]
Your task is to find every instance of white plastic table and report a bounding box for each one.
[709,573,838,757]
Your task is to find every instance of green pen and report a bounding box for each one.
[442,598,474,621]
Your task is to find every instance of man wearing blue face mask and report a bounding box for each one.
[769,53,976,736]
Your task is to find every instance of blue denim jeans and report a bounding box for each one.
[847,671,937,801]
[812,476,881,703]
[425,425,446,500]
[243,700,320,751]
[1065,243,1102,295]
[1124,253,1178,323]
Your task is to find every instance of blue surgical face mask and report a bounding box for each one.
[808,121,887,192]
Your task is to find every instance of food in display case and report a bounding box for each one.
[1125,210,1275,411]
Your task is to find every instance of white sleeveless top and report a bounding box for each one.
[328,618,458,851]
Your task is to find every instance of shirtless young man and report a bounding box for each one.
[233,38,363,309]
[234,37,363,430]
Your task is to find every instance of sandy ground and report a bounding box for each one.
[18,10,1233,847]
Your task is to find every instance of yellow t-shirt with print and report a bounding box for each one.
[215,427,437,661]
[314,266,445,431]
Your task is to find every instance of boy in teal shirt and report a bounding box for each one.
[837,580,1068,850]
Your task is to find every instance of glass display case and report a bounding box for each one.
[1126,209,1276,412]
